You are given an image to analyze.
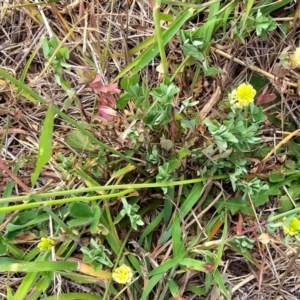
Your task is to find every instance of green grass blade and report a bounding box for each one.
[6,285,13,300]
[160,183,204,243]
[213,269,230,299]
[140,274,163,300]
[180,258,207,272]
[138,211,164,244]
[149,251,187,276]
[31,104,54,186]
[114,8,195,81]
[164,187,174,225]
[179,183,204,216]
[168,278,180,297]
[0,260,78,272]
[222,0,239,32]
[12,253,48,300]
[192,1,220,50]
[259,0,291,15]
[172,213,182,257]
[242,0,254,30]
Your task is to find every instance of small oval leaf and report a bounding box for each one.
[69,202,94,219]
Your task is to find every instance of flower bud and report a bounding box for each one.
[98,105,118,120]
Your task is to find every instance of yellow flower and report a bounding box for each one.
[290,48,300,68]
[37,237,55,251]
[282,217,300,236]
[112,264,133,284]
[231,83,256,108]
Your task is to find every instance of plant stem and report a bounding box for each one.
[102,228,133,300]
[2,175,228,203]
[170,55,190,82]
[0,189,135,213]
[153,1,168,75]
[268,207,300,223]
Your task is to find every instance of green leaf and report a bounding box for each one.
[65,131,98,151]
[90,206,101,234]
[215,197,253,215]
[6,285,13,300]
[226,241,256,265]
[186,284,207,296]
[31,104,55,186]
[269,172,285,183]
[58,47,69,59]
[280,180,300,212]
[63,89,77,111]
[180,258,207,272]
[36,276,51,291]
[168,279,180,297]
[69,202,94,218]
[241,0,254,29]
[67,218,93,228]
[213,269,230,299]
[42,38,50,58]
[287,141,300,163]
[0,235,7,254]
[255,174,300,207]
[120,74,139,90]
[5,211,51,239]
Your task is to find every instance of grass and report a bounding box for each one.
[1,0,300,299]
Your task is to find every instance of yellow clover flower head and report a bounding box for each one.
[290,48,300,68]
[282,217,300,236]
[231,83,256,108]
[112,264,133,284]
[37,237,55,251]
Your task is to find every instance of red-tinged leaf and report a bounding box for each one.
[258,251,266,292]
[90,74,121,94]
[256,85,277,105]
[99,93,117,106]
[150,0,155,9]
[0,159,30,192]
[98,105,118,120]
[236,212,243,235]
[204,263,214,273]
[77,68,94,84]
[256,93,277,105]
